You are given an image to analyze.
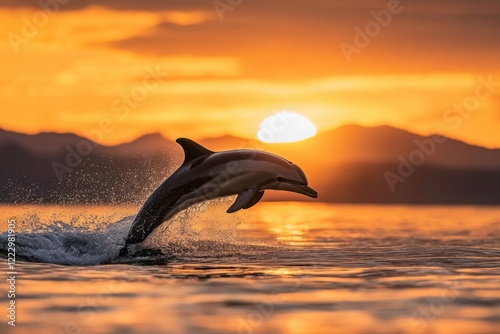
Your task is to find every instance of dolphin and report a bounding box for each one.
[119,138,318,256]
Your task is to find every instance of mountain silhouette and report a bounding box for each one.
[1,125,499,204]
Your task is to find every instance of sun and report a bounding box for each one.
[257,111,317,143]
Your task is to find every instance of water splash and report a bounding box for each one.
[0,198,262,265]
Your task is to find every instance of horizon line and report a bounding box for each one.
[1,123,499,150]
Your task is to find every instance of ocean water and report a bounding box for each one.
[0,202,499,334]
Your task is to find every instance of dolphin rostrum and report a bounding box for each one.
[119,138,318,256]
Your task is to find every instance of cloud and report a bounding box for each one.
[3,0,500,77]
[89,0,500,78]
[0,0,210,11]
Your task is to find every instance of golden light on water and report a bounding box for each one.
[257,111,317,143]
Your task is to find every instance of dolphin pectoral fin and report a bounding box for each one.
[227,189,259,213]
[243,190,264,210]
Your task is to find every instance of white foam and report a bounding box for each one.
[0,216,134,265]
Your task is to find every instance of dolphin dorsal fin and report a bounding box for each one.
[176,138,214,165]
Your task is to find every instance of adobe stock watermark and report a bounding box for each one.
[52,65,167,181]
[49,278,131,334]
[165,159,245,222]
[228,275,302,334]
[400,278,460,333]
[5,219,17,327]
[7,0,70,54]
[385,74,500,192]
[339,0,411,63]
[213,0,244,21]
[257,111,314,143]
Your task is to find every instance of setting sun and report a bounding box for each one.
[257,111,317,143]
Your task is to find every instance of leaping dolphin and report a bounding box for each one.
[119,138,318,256]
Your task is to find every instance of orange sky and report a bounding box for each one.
[0,1,499,147]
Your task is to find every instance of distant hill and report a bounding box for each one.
[0,130,179,204]
[1,125,499,204]
[260,124,500,170]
